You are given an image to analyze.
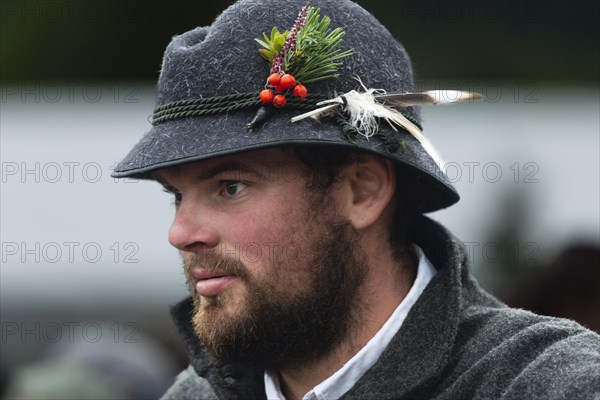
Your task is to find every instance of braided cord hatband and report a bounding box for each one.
[152,92,423,133]
[152,93,329,125]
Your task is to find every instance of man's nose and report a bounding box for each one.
[168,201,219,252]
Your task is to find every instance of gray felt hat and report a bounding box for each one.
[112,0,459,212]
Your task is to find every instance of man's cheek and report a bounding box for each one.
[282,241,306,264]
[237,242,264,264]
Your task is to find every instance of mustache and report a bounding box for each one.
[184,252,250,280]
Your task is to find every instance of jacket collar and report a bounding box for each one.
[170,216,473,399]
[339,215,470,398]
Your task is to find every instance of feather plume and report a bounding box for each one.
[290,87,483,167]
[375,90,483,107]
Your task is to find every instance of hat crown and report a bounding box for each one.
[156,0,417,120]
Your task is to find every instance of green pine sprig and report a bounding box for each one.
[286,7,353,83]
[255,6,352,84]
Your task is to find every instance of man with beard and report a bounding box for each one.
[174,153,370,370]
[112,0,600,399]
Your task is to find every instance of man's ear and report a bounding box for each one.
[338,154,396,230]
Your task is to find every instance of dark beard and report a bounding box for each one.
[185,218,366,370]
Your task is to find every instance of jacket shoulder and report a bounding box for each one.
[444,304,600,399]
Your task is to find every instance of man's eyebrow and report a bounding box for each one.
[196,161,266,181]
[153,176,169,188]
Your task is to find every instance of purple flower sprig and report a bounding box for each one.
[271,4,309,74]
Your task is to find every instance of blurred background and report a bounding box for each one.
[1,0,598,398]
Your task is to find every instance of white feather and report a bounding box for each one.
[342,89,384,138]
[338,90,446,166]
[290,103,339,123]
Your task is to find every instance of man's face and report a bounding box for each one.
[155,148,366,369]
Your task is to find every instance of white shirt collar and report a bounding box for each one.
[264,246,437,400]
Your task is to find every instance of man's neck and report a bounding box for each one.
[277,249,417,399]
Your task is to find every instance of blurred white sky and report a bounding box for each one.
[1,83,599,309]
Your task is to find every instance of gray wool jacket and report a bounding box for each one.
[162,217,600,400]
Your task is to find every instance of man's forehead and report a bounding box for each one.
[152,148,302,184]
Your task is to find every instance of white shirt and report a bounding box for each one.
[264,247,437,400]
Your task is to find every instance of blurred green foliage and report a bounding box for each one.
[1,0,598,82]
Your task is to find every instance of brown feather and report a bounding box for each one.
[375,90,483,107]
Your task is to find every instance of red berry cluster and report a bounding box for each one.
[260,73,307,108]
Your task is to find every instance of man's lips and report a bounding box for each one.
[191,269,239,297]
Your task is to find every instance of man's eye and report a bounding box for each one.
[173,191,182,204]
[223,181,246,197]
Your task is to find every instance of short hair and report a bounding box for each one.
[290,145,422,266]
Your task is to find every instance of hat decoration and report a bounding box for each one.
[114,0,481,212]
[244,4,482,165]
[292,78,482,165]
[150,5,347,131]
[247,4,353,130]
[151,3,482,164]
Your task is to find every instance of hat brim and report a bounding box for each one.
[112,106,458,212]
